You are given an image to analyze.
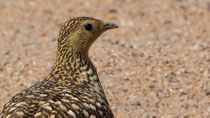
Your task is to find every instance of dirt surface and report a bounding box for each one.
[0,0,210,118]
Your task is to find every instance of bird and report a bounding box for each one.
[0,17,118,118]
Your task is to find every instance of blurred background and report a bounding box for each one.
[0,0,209,117]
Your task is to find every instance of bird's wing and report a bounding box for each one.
[0,86,113,118]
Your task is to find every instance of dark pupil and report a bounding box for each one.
[85,23,92,31]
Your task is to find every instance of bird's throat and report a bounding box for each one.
[49,46,99,83]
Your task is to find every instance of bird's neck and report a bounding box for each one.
[47,46,105,94]
[49,45,98,81]
[44,46,106,100]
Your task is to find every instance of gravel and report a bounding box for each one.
[0,0,209,118]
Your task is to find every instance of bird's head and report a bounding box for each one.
[57,17,118,54]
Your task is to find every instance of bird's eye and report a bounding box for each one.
[85,23,93,31]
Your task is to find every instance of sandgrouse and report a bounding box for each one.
[0,17,118,118]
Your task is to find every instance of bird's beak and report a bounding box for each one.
[103,23,119,30]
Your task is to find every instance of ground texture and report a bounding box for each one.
[0,0,210,118]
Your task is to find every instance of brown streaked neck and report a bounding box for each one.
[52,44,97,75]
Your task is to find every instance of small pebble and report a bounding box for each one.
[179,91,187,96]
[4,50,11,56]
[111,106,116,110]
[207,2,210,10]
[115,101,122,105]
[204,89,210,96]
[109,8,117,13]
[129,43,137,49]
[122,88,128,92]
[149,85,155,89]
[131,100,141,106]
[0,68,3,72]
[51,38,56,42]
[123,108,129,112]
[123,78,130,81]
[107,83,114,89]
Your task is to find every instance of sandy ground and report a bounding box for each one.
[0,0,210,118]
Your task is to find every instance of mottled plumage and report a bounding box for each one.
[0,17,118,118]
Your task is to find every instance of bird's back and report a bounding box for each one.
[0,70,113,118]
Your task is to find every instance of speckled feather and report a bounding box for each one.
[0,17,117,118]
